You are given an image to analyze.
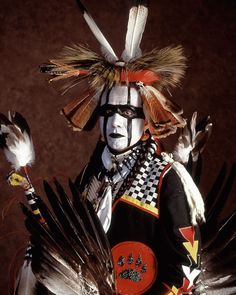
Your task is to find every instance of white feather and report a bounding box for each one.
[3,127,35,171]
[161,152,205,225]
[173,111,196,164]
[83,11,118,63]
[173,143,192,164]
[173,127,192,164]
[15,260,36,295]
[122,2,148,62]
[190,111,197,140]
[0,112,35,171]
[173,112,213,164]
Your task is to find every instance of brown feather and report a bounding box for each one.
[141,85,186,138]
[130,45,187,90]
[146,116,178,138]
[61,90,99,131]
[43,45,106,82]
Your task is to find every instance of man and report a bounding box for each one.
[2,2,234,293]
[75,83,203,294]
[41,1,205,293]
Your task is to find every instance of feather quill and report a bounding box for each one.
[76,0,118,63]
[0,112,35,171]
[122,0,148,62]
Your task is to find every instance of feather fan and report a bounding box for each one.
[192,164,236,295]
[0,112,35,171]
[20,179,116,295]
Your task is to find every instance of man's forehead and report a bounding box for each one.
[100,85,142,107]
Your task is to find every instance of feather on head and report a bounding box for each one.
[41,1,187,138]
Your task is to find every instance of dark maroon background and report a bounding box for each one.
[0,0,235,292]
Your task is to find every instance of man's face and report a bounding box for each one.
[99,85,145,153]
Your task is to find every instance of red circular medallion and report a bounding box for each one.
[112,241,158,295]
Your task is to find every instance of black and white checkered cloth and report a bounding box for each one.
[124,155,169,208]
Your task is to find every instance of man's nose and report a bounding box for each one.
[111,113,123,127]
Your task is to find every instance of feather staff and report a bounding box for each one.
[122,0,148,62]
[76,0,118,63]
[0,112,48,295]
[0,111,40,212]
[0,112,44,222]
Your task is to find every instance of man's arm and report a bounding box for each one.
[158,169,201,294]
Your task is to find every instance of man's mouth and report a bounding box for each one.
[109,133,125,138]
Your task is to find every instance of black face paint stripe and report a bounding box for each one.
[99,84,107,106]
[99,105,145,119]
[106,87,112,104]
[127,118,132,147]
[127,85,132,146]
[99,85,109,144]
[127,84,131,105]
[103,116,109,144]
[103,86,113,144]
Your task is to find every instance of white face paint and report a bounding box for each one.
[99,85,145,153]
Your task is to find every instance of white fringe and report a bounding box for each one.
[161,152,205,225]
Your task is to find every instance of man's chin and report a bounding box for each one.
[107,139,141,155]
[107,144,128,154]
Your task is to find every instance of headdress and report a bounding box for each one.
[41,0,187,138]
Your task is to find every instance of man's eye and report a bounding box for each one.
[122,109,135,117]
[105,109,114,115]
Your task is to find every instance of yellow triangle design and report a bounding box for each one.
[167,286,178,295]
[183,241,198,263]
